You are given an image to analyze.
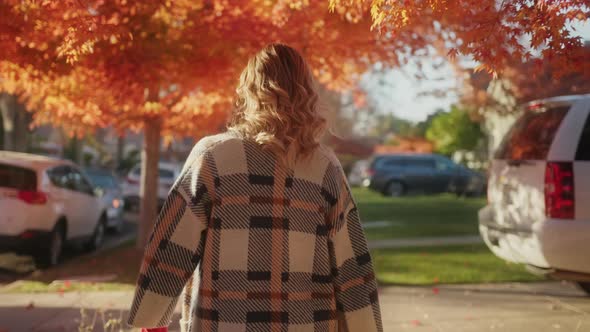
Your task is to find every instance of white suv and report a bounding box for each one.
[122,162,181,210]
[0,152,107,266]
[479,94,590,294]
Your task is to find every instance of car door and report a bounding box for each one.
[433,156,461,193]
[46,166,81,238]
[68,167,103,236]
[402,157,436,194]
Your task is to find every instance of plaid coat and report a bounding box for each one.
[128,132,383,332]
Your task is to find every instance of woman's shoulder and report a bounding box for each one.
[317,144,343,169]
[192,131,242,153]
[183,131,242,167]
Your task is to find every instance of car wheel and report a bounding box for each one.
[35,225,64,268]
[577,282,590,295]
[386,181,405,197]
[86,215,106,251]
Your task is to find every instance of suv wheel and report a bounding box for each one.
[86,215,106,251]
[578,282,590,296]
[386,181,405,197]
[35,225,64,268]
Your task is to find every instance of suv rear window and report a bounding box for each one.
[0,164,37,191]
[495,106,569,160]
[575,111,590,161]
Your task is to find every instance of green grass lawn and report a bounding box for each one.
[373,244,542,285]
[352,187,486,240]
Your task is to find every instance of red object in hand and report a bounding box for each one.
[141,328,168,332]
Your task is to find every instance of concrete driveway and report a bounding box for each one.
[0,281,587,332]
[381,281,589,331]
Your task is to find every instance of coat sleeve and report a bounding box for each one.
[128,146,213,328]
[328,168,383,332]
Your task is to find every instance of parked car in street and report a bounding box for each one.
[85,168,125,233]
[122,162,181,211]
[365,153,486,197]
[479,94,590,294]
[0,151,108,267]
[347,159,370,187]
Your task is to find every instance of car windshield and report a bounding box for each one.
[86,173,118,189]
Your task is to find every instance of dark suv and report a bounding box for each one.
[366,154,485,197]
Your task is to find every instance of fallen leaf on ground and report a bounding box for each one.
[432,287,440,295]
[411,320,421,326]
[25,302,34,310]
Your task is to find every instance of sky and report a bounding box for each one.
[366,19,590,123]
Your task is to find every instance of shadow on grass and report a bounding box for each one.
[372,244,544,286]
[352,189,486,240]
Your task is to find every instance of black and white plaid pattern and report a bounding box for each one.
[128,132,382,331]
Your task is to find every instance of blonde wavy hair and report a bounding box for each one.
[228,44,326,161]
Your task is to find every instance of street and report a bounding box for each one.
[0,282,588,332]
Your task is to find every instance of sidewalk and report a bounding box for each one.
[1,281,588,332]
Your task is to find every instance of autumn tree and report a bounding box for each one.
[1,1,588,247]
[464,42,590,115]
[0,1,395,247]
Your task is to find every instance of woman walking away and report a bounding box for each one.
[128,43,383,332]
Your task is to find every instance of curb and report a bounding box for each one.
[368,235,483,249]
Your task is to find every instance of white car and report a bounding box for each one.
[0,152,108,266]
[123,162,181,210]
[479,94,590,294]
[347,159,370,187]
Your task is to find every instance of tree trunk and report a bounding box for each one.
[0,93,30,152]
[137,118,162,249]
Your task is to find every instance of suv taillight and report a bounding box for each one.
[18,190,48,205]
[545,162,574,219]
